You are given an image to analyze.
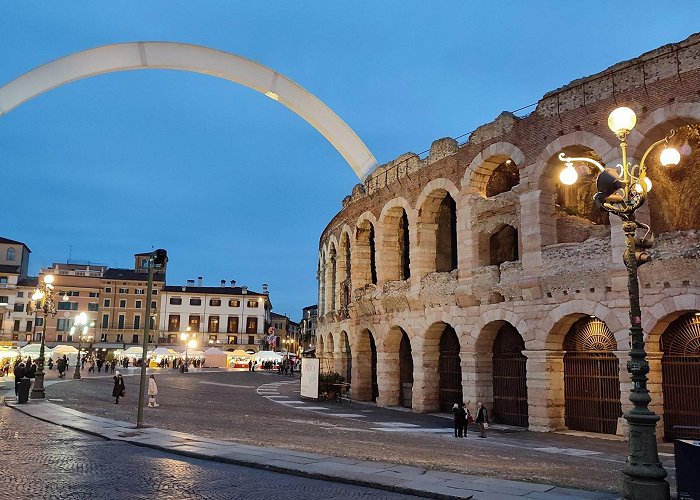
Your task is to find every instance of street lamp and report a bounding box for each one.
[181,327,197,369]
[559,107,680,500]
[27,274,59,399]
[72,312,93,380]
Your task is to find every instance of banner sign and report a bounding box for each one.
[300,358,319,400]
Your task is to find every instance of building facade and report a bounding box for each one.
[0,237,31,338]
[316,34,700,442]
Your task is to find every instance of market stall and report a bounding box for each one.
[227,349,251,368]
[202,347,227,368]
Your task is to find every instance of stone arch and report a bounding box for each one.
[337,228,353,308]
[627,102,700,156]
[415,179,460,276]
[378,198,414,283]
[351,327,378,401]
[462,142,526,195]
[416,321,462,413]
[353,212,378,287]
[337,330,352,384]
[326,241,337,312]
[643,294,700,352]
[324,330,336,373]
[0,42,377,179]
[538,299,624,351]
[317,333,326,368]
[377,324,415,408]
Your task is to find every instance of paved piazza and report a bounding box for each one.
[7,367,676,495]
[0,400,417,500]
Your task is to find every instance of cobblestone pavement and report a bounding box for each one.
[6,367,677,495]
[0,404,418,500]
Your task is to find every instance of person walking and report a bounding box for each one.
[452,403,467,438]
[13,362,26,397]
[464,402,473,435]
[110,360,116,374]
[112,371,125,404]
[147,375,159,407]
[476,401,490,438]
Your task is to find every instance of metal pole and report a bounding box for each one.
[73,335,82,379]
[621,219,669,499]
[136,260,154,428]
[30,310,48,399]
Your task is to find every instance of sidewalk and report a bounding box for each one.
[4,397,616,500]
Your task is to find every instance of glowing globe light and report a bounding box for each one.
[559,164,578,185]
[659,146,681,166]
[634,177,652,194]
[43,274,54,284]
[608,107,637,135]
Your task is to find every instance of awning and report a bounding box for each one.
[94,343,125,349]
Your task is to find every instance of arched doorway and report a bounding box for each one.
[661,313,700,440]
[439,325,462,412]
[563,317,621,434]
[399,330,413,408]
[492,323,528,427]
[370,333,378,401]
[353,329,377,401]
[339,331,352,385]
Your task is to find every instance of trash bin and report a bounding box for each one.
[16,378,30,404]
[675,439,700,500]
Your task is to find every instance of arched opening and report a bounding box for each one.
[645,123,700,233]
[380,206,410,281]
[328,244,337,312]
[317,257,326,316]
[436,195,458,272]
[399,329,414,408]
[485,159,519,197]
[340,331,352,385]
[353,329,378,401]
[492,323,528,427]
[324,332,335,374]
[489,224,518,266]
[317,334,325,371]
[439,325,462,412]
[661,312,700,441]
[563,317,621,434]
[355,220,377,287]
[339,233,352,308]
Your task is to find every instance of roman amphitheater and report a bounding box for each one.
[315,33,700,441]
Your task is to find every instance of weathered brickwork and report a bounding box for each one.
[316,33,700,439]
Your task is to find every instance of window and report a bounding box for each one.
[209,334,217,342]
[57,334,63,341]
[148,335,153,343]
[57,302,78,311]
[17,291,23,298]
[208,316,219,333]
[13,303,24,312]
[141,258,148,268]
[65,291,80,297]
[25,320,32,332]
[151,301,156,309]
[88,303,98,311]
[149,316,155,330]
[118,315,125,329]
[248,335,255,345]
[135,300,142,309]
[247,300,259,308]
[169,297,182,305]
[135,289,145,295]
[190,298,202,306]
[119,288,129,294]
[57,319,73,331]
[89,292,98,298]
[246,317,258,333]
[0,296,8,304]
[102,314,109,328]
[36,317,44,327]
[105,287,112,293]
[229,299,240,307]
[0,276,7,284]
[152,289,158,295]
[168,334,177,343]
[6,248,16,261]
[228,335,238,344]
[119,300,127,308]
[116,333,124,342]
[100,333,108,342]
[104,299,111,307]
[189,315,200,331]
[132,334,139,344]
[227,316,239,333]
[13,320,20,332]
[168,315,180,332]
[134,315,141,330]
[209,298,222,307]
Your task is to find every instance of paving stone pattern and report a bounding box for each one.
[0,405,417,500]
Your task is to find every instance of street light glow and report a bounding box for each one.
[559,163,578,185]
[660,146,681,166]
[43,274,54,284]
[608,106,637,136]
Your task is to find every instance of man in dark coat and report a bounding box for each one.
[112,371,125,404]
[476,402,490,438]
[452,403,467,437]
[13,362,26,397]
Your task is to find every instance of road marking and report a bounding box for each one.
[370,427,452,433]
[200,382,256,389]
[264,395,289,399]
[326,413,366,418]
[658,452,674,457]
[373,422,420,428]
[277,400,308,405]
[533,447,602,457]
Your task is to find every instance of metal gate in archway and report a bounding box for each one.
[492,323,528,427]
[661,313,700,441]
[439,325,462,412]
[399,330,413,408]
[563,317,621,434]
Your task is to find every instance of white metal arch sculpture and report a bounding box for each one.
[0,42,378,180]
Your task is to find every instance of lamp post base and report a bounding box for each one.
[622,476,669,500]
[30,371,46,399]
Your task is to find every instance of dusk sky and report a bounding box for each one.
[1,2,698,319]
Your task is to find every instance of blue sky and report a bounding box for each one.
[1,2,698,319]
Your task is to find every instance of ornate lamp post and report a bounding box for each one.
[27,274,58,399]
[72,312,92,380]
[559,107,681,500]
[180,328,196,368]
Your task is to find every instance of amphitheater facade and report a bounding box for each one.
[316,33,700,441]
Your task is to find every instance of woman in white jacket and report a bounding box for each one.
[148,374,159,407]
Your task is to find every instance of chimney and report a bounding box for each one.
[241,285,248,295]
[220,279,226,287]
[186,279,195,287]
[197,276,203,287]
[230,280,236,288]
[262,283,269,294]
